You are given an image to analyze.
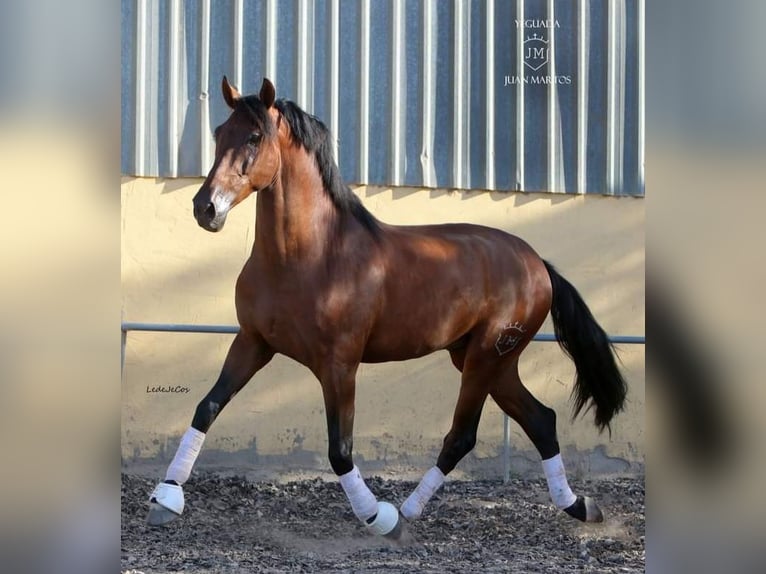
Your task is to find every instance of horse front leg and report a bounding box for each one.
[320,364,403,540]
[400,374,488,521]
[147,329,273,525]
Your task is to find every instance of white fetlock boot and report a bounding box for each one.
[365,501,400,537]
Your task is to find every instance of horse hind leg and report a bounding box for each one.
[490,364,603,523]
[147,330,273,526]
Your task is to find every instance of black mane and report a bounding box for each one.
[241,95,380,236]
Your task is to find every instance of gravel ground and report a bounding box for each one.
[121,472,644,573]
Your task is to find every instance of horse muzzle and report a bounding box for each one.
[192,190,232,232]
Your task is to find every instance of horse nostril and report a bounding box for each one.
[204,202,216,220]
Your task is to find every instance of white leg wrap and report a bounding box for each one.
[542,454,578,509]
[339,465,378,523]
[400,466,445,520]
[165,427,206,485]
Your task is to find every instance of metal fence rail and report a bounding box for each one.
[121,321,644,482]
[121,321,644,342]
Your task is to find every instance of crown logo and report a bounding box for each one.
[495,321,527,356]
[525,33,549,44]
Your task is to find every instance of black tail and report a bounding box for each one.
[543,260,627,432]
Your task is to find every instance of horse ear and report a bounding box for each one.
[222,76,241,109]
[259,78,276,108]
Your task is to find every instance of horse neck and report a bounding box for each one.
[254,145,338,264]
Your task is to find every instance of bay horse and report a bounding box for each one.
[148,77,627,538]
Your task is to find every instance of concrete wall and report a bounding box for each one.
[121,177,644,479]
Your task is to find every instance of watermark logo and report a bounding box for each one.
[504,19,572,86]
[523,33,549,72]
[146,385,191,394]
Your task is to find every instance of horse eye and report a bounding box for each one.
[247,132,262,145]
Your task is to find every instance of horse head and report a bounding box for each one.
[192,76,282,232]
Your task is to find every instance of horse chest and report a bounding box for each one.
[236,276,345,364]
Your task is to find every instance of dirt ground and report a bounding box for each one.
[121,472,644,573]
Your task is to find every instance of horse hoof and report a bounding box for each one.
[146,481,184,526]
[365,503,420,547]
[146,501,182,526]
[564,496,604,523]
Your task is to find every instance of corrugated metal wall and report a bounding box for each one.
[121,0,644,195]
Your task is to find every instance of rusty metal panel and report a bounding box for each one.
[122,0,644,195]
